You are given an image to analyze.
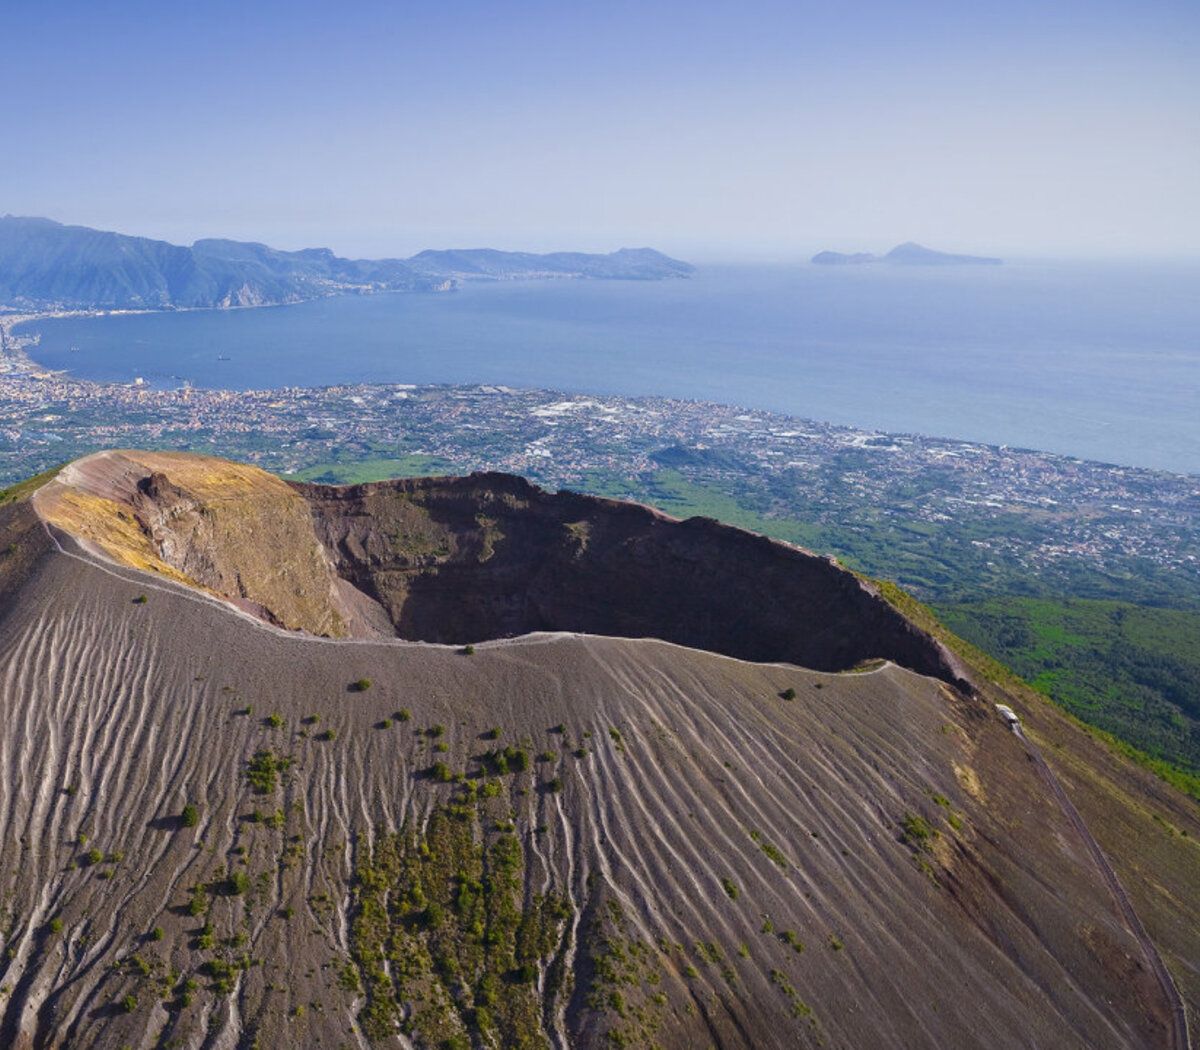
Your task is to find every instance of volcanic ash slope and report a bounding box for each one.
[0,450,1194,1050]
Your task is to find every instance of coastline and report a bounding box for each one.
[0,313,56,376]
[0,292,383,379]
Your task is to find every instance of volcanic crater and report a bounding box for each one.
[33,450,970,684]
[0,450,1193,1050]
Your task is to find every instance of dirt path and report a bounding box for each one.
[1016,724,1192,1050]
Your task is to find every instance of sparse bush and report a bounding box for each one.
[722,878,739,900]
[427,724,445,738]
[759,841,788,869]
[187,885,209,916]
[266,713,284,729]
[86,848,103,866]
[395,708,411,722]
[901,812,936,850]
[484,727,501,740]
[151,926,164,941]
[181,804,199,827]
[203,958,235,990]
[430,762,452,783]
[121,993,137,1013]
[482,746,529,776]
[247,750,281,793]
[318,729,336,741]
[377,718,392,730]
[227,871,249,895]
[48,917,63,934]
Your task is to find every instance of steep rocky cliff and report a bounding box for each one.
[298,472,970,686]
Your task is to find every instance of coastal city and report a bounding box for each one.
[3,329,1198,606]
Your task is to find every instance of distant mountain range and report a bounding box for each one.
[812,242,1002,266]
[0,216,694,312]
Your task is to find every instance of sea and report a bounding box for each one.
[17,260,1200,475]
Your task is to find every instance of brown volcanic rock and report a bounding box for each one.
[0,452,1194,1050]
[33,450,348,634]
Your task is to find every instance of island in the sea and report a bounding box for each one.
[0,215,694,312]
[812,242,1002,266]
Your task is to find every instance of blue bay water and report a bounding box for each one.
[18,261,1200,474]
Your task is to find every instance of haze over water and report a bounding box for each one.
[21,260,1200,475]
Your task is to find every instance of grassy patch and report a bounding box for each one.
[0,464,64,506]
[286,454,455,485]
[346,785,571,1047]
[938,597,1200,778]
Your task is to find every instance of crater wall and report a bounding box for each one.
[297,472,969,685]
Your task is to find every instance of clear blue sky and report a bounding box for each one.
[2,0,1197,259]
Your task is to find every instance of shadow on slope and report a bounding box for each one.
[298,472,971,686]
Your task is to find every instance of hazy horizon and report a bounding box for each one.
[2,0,1197,261]
[13,213,1200,266]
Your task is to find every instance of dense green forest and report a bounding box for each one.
[938,599,1200,777]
